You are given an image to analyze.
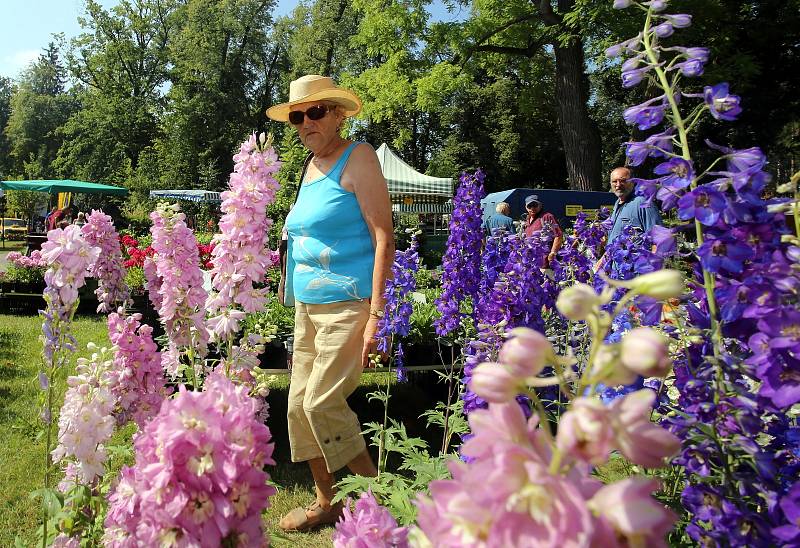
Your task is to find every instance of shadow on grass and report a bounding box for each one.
[264,370,460,488]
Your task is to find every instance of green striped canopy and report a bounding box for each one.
[376,143,453,198]
[0,179,128,196]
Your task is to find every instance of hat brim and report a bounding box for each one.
[266,89,362,121]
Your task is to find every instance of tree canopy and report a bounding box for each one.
[0,0,797,214]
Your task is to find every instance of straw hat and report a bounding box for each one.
[266,75,362,121]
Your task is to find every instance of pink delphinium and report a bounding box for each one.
[611,388,682,467]
[556,397,616,465]
[416,402,598,547]
[103,371,276,547]
[80,210,129,312]
[332,490,409,548]
[619,326,672,377]
[51,344,117,485]
[107,310,169,427]
[51,533,80,547]
[39,224,101,393]
[589,477,677,548]
[40,224,100,316]
[206,133,281,343]
[148,202,209,376]
[219,332,267,388]
[7,249,48,268]
[415,330,679,546]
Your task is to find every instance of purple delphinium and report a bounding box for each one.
[377,231,420,352]
[696,236,753,274]
[623,96,667,130]
[677,185,727,226]
[704,83,742,121]
[625,128,674,166]
[609,1,800,543]
[434,171,485,337]
[462,225,556,417]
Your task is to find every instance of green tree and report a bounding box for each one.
[4,41,77,179]
[60,0,177,177]
[5,190,47,222]
[0,77,14,178]
[158,0,277,190]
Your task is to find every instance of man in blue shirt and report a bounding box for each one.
[607,167,662,244]
[482,202,515,234]
[595,167,662,270]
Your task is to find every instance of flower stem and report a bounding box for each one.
[642,9,723,358]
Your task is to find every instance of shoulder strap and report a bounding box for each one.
[327,142,360,183]
[291,152,314,206]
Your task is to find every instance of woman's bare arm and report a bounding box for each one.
[342,143,395,367]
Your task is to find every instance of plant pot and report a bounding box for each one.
[402,342,462,367]
[127,291,164,340]
[258,340,289,369]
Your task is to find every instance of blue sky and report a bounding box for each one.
[0,0,465,80]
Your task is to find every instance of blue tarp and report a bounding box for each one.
[481,188,617,227]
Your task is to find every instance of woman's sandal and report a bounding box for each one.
[278,500,344,532]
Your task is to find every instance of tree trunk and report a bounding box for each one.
[553,36,603,191]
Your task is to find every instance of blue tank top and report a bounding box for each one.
[284,142,374,304]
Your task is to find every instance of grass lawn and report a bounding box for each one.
[0,311,444,547]
[0,313,109,546]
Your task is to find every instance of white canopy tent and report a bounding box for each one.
[375,143,453,214]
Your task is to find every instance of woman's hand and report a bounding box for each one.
[361,317,388,368]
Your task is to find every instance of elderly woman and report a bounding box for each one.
[267,75,394,532]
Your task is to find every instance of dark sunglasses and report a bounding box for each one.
[288,104,331,125]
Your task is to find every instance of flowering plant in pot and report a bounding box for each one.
[4,250,47,290]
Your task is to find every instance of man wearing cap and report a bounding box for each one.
[524,194,563,267]
[482,202,515,235]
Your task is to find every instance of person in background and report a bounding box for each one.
[595,166,662,270]
[482,201,515,235]
[524,194,563,267]
[73,212,87,227]
[267,74,394,533]
[45,206,58,231]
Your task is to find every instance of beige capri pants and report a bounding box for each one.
[287,299,369,473]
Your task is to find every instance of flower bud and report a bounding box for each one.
[470,363,521,403]
[643,0,668,12]
[653,22,674,38]
[556,283,600,321]
[613,0,632,8]
[664,13,692,28]
[557,398,615,464]
[620,327,672,377]
[617,269,684,300]
[592,344,637,386]
[499,327,553,377]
